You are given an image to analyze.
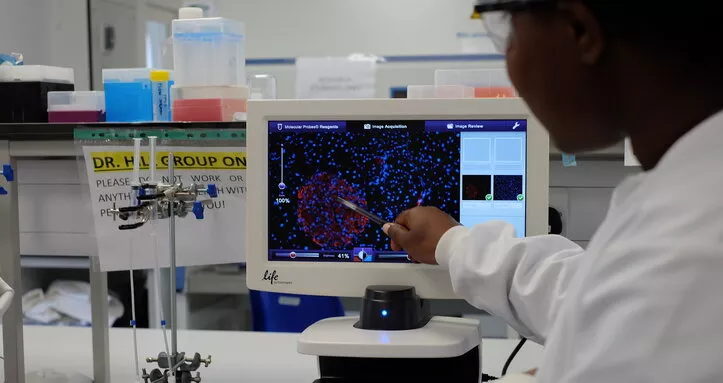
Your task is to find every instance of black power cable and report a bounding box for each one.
[502,338,527,376]
[481,337,528,382]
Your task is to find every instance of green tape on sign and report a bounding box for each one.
[73,128,246,141]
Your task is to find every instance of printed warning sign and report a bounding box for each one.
[82,145,246,271]
[89,151,247,172]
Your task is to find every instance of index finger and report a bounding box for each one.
[394,209,413,227]
[383,222,408,244]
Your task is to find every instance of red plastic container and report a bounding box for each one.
[172,98,247,122]
[171,86,249,122]
[474,87,516,98]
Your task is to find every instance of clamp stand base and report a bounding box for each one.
[142,351,211,383]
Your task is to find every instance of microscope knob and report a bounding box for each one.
[192,201,204,219]
[206,184,218,198]
[1,164,13,182]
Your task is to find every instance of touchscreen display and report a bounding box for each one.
[267,119,527,263]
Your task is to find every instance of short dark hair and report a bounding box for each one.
[582,1,720,69]
[582,2,708,46]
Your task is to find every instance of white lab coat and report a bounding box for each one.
[436,111,723,382]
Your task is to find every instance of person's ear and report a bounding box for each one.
[558,1,605,64]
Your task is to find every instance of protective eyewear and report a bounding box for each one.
[473,0,556,53]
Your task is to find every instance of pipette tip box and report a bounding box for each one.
[0,65,75,123]
[172,14,246,88]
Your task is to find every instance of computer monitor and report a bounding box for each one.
[246,98,549,299]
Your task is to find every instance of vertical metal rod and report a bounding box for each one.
[90,256,110,383]
[168,153,178,356]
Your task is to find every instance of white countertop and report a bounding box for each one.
[4,325,543,382]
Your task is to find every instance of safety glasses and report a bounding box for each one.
[474,0,556,53]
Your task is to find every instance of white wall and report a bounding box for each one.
[0,1,50,67]
[0,0,185,91]
[0,0,90,90]
[89,0,181,89]
[550,160,639,247]
[215,0,488,58]
[48,0,92,90]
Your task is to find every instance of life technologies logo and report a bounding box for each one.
[262,269,292,285]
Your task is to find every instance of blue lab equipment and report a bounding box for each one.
[249,290,345,333]
[0,164,13,195]
[103,68,154,122]
[175,267,185,292]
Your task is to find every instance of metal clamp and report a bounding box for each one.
[109,182,217,230]
[143,352,211,383]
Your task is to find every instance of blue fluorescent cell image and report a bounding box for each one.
[268,127,461,252]
[493,175,523,201]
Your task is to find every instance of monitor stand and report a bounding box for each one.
[298,286,481,383]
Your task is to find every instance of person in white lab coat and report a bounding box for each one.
[384,0,723,382]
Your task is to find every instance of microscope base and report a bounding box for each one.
[299,316,482,383]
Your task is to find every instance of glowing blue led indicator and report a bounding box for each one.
[381,310,388,317]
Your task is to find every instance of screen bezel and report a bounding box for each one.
[246,98,549,299]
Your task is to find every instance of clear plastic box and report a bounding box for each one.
[248,74,277,100]
[171,85,248,122]
[48,91,106,123]
[172,14,246,87]
[48,92,105,123]
[48,91,105,112]
[434,69,517,98]
[0,65,74,84]
[407,85,475,99]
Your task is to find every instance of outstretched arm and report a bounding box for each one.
[436,221,584,344]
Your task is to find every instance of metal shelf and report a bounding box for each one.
[20,255,90,269]
[0,121,246,141]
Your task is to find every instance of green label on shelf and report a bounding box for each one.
[73,128,246,142]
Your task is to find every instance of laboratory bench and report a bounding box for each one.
[0,325,543,382]
[0,121,622,381]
